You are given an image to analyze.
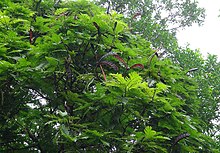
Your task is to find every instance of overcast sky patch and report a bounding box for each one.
[177,0,220,60]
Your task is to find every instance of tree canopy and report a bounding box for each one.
[0,0,219,152]
[96,0,205,54]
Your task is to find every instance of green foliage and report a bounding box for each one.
[172,46,220,137]
[96,0,220,145]
[96,0,205,54]
[0,0,219,152]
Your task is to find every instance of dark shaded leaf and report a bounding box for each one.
[130,63,144,69]
[172,133,190,147]
[148,50,159,67]
[187,68,198,73]
[113,21,117,31]
[113,54,128,69]
[98,52,128,69]
[98,51,117,62]
[29,28,33,44]
[99,61,118,71]
[132,12,141,19]
[93,22,100,34]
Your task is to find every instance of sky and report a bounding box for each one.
[176,0,220,60]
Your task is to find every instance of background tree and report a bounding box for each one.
[173,47,220,137]
[96,0,205,54]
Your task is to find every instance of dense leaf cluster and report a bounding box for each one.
[0,0,219,152]
[96,0,205,54]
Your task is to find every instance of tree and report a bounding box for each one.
[0,0,219,152]
[96,0,205,54]
[173,47,220,137]
[97,0,220,141]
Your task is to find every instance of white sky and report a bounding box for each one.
[177,0,220,60]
